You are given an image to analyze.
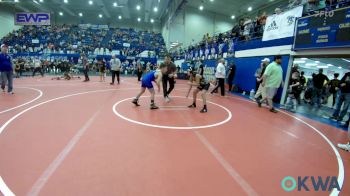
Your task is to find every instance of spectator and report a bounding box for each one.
[227,63,236,92]
[255,58,270,101]
[331,72,350,122]
[285,72,300,112]
[257,55,284,113]
[311,68,329,107]
[328,73,340,106]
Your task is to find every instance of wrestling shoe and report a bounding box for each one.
[132,99,140,106]
[200,108,208,113]
[165,96,171,103]
[188,103,196,108]
[150,104,159,110]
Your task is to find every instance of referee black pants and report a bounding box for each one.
[211,78,225,96]
[111,70,120,84]
[162,74,175,98]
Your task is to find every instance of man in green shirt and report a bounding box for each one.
[257,55,284,113]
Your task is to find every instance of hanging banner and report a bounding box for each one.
[15,13,50,25]
[262,6,303,41]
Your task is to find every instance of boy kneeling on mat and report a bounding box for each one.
[132,64,167,109]
[187,67,210,113]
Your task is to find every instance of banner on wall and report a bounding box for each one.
[262,6,303,41]
[15,13,50,25]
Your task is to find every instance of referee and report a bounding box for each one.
[162,55,177,102]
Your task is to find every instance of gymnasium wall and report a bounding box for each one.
[162,7,233,48]
[226,56,289,94]
[0,7,21,39]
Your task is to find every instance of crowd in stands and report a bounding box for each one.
[171,0,350,60]
[1,25,167,58]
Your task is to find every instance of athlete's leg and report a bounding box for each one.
[132,87,146,106]
[148,88,159,109]
[200,90,208,113]
[189,88,200,108]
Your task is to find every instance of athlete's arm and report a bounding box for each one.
[155,72,162,92]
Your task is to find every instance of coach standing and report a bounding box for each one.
[211,59,226,96]
[110,55,121,85]
[162,55,177,102]
[82,53,90,82]
[0,44,14,94]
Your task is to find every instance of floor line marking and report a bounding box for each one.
[27,108,102,196]
[194,131,259,196]
[0,177,14,196]
[0,88,138,196]
[113,96,232,130]
[226,95,344,196]
[0,87,43,115]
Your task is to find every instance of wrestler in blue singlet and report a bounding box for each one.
[141,70,157,89]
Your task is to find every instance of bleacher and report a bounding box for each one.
[1,24,167,58]
[171,0,350,61]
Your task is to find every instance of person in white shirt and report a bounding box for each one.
[110,55,121,85]
[211,59,226,96]
[32,57,44,77]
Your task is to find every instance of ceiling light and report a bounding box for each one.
[305,63,318,66]
[153,7,158,12]
[59,12,63,16]
[248,7,252,11]
[99,14,103,18]
[89,0,93,5]
[137,17,141,22]
[342,58,350,63]
[293,60,305,63]
[113,2,117,7]
[150,19,154,23]
[210,0,214,2]
[79,13,83,17]
[315,61,320,63]
[118,15,122,19]
[327,64,334,66]
[317,66,328,69]
[33,0,39,4]
[231,15,235,19]
[199,5,203,10]
[338,66,342,69]
[136,5,141,10]
[39,0,43,2]
[301,58,308,60]
[14,0,19,2]
[63,0,68,3]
